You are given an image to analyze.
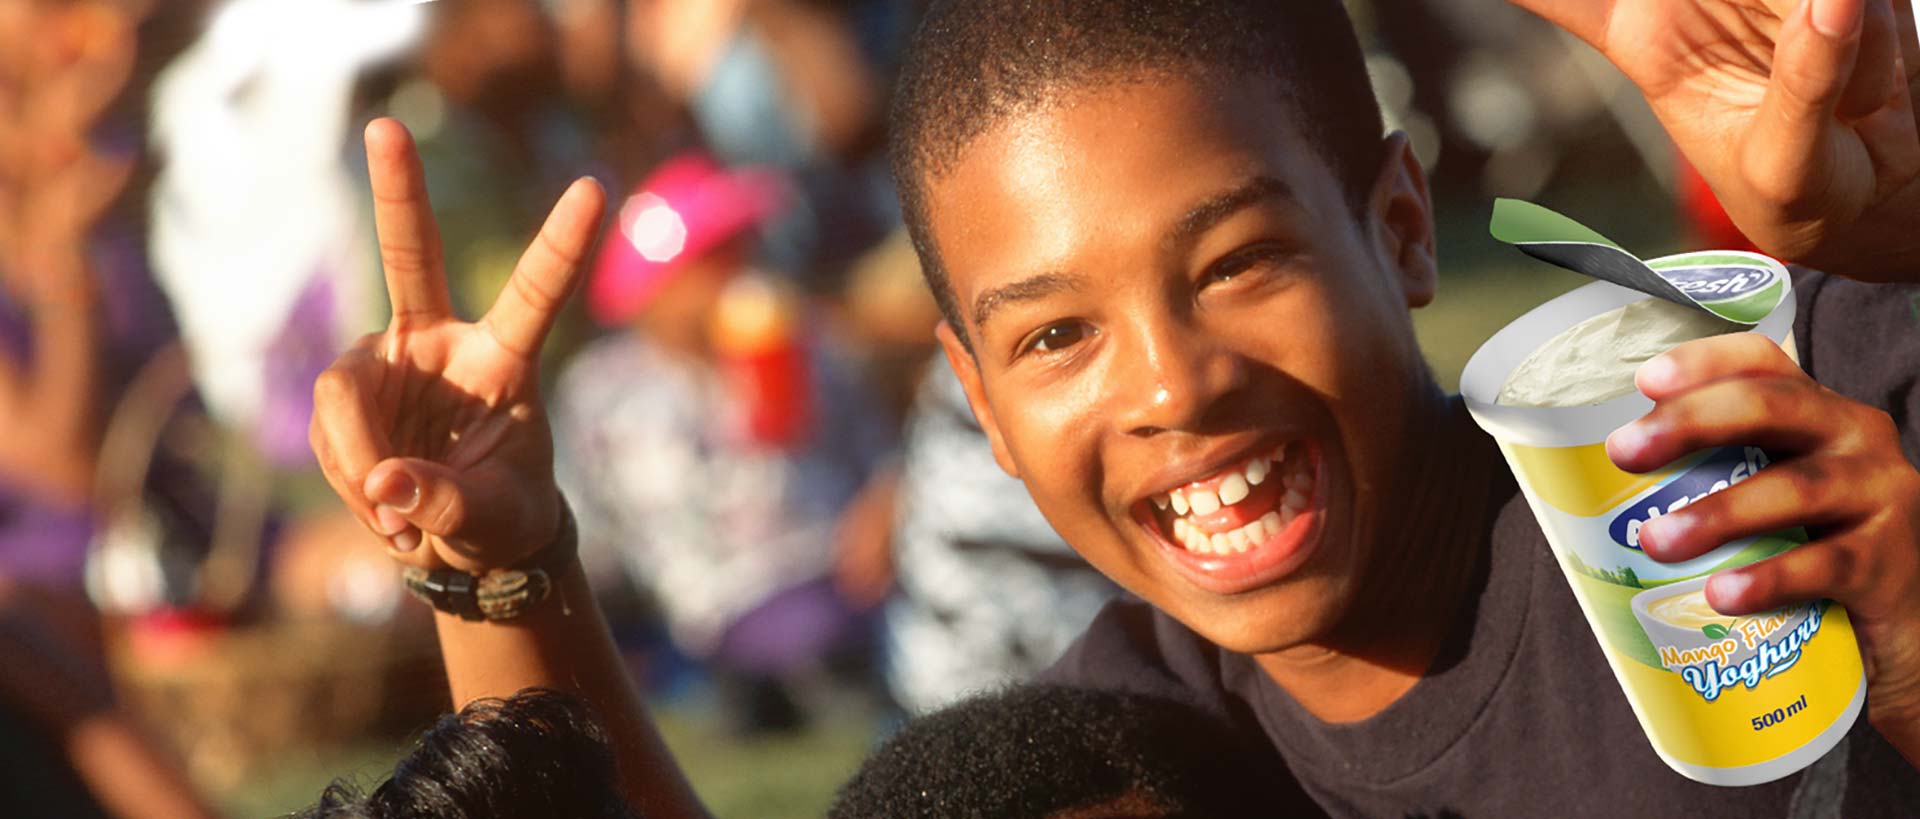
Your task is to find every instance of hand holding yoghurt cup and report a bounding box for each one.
[1605,315,1920,775]
[1465,200,1920,783]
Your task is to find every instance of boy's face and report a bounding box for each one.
[929,75,1440,654]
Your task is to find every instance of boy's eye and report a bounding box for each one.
[1203,243,1291,287]
[1021,321,1093,355]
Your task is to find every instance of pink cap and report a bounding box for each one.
[587,151,785,326]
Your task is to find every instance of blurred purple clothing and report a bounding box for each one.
[255,276,338,468]
[0,226,182,589]
[0,490,93,588]
[711,577,868,676]
[0,227,191,594]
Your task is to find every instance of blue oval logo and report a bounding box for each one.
[1608,447,1771,550]
[1659,265,1778,303]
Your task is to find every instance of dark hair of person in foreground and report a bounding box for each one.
[294,688,635,819]
[830,684,1289,819]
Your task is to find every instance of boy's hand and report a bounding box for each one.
[1605,333,1920,749]
[1511,0,1920,280]
[310,118,605,574]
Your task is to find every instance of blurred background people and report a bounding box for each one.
[0,7,223,813]
[875,357,1120,715]
[556,151,893,735]
[0,578,219,819]
[621,0,905,290]
[0,0,180,623]
[0,0,1805,814]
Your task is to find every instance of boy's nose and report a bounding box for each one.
[1116,319,1247,437]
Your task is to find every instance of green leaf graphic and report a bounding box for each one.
[1702,623,1731,640]
[1489,199,1624,248]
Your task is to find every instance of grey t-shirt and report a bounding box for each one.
[1045,272,1920,817]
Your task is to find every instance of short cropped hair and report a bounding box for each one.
[889,0,1387,349]
[297,689,634,819]
[828,684,1282,818]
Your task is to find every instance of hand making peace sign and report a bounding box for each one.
[310,119,606,573]
[1511,0,1920,279]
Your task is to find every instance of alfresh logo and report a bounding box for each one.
[1610,447,1771,551]
[1660,265,1778,304]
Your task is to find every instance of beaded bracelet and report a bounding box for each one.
[401,494,577,621]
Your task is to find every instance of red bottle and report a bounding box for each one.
[711,273,811,449]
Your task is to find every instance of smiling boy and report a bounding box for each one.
[311,0,1920,817]
[885,0,1920,813]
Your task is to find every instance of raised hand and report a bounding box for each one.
[1511,0,1920,280]
[311,118,606,574]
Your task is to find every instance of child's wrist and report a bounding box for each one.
[402,494,579,621]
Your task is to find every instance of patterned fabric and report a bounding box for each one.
[554,329,889,655]
[884,355,1119,713]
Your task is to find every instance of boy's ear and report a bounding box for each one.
[936,321,1022,480]
[1364,131,1438,309]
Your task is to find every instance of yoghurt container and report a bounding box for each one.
[1461,201,1865,786]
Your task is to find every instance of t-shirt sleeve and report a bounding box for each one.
[1793,271,1920,466]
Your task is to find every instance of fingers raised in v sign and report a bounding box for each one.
[365,118,455,328]
[364,117,606,356]
[482,177,606,358]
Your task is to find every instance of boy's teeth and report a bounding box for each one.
[1188,488,1221,516]
[1171,510,1286,555]
[1217,473,1250,506]
[1284,488,1309,511]
[1153,443,1315,554]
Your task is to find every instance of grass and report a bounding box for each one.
[653,703,878,819]
[219,699,877,819]
[218,743,403,818]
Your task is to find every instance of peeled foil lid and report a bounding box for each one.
[1489,199,1791,325]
